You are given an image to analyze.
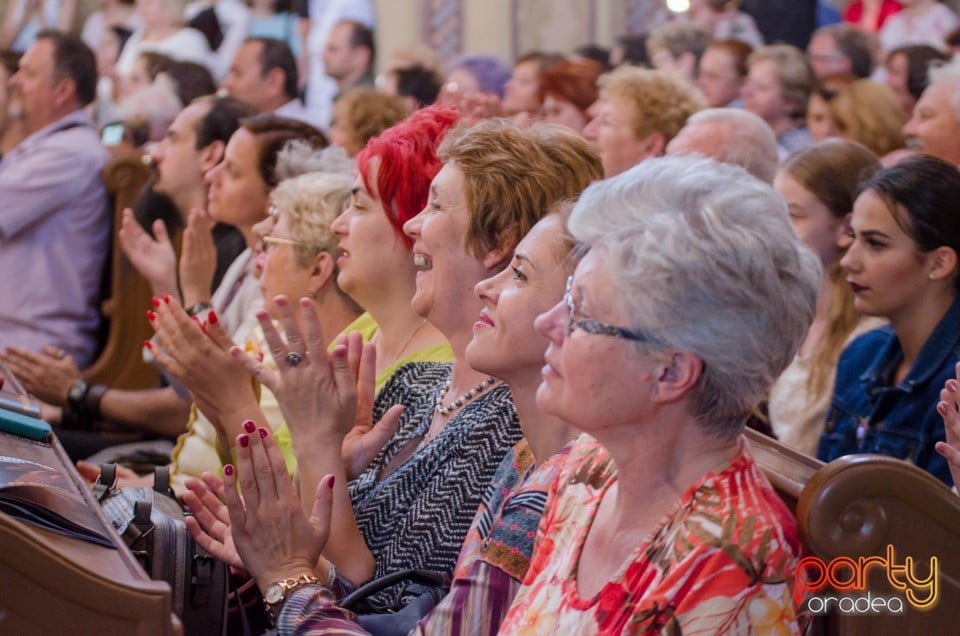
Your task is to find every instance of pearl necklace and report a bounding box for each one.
[434,376,496,416]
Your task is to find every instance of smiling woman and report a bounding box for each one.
[818,155,960,485]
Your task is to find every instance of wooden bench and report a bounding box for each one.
[744,429,960,634]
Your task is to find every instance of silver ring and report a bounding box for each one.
[285,352,303,367]
[56,349,66,360]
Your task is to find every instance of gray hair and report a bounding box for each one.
[928,58,960,122]
[269,172,352,266]
[275,141,354,182]
[568,156,820,436]
[669,108,779,183]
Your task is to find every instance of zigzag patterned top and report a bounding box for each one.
[347,362,522,608]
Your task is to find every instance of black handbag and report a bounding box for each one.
[339,569,450,636]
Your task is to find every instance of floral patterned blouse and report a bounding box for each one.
[498,436,803,635]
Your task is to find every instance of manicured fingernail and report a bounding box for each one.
[143,340,153,351]
[146,310,156,322]
[948,380,959,392]
[243,420,256,433]
[151,296,160,308]
[224,464,234,476]
[208,310,218,325]
[162,293,170,304]
[327,475,336,489]
[191,316,200,323]
[258,427,267,439]
[239,435,249,448]
[938,402,948,416]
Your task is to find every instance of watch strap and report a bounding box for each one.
[264,573,319,621]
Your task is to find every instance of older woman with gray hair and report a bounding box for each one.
[500,155,820,633]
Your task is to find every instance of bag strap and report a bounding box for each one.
[153,465,172,497]
[93,463,118,502]
[339,569,449,611]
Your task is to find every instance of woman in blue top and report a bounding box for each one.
[818,155,960,486]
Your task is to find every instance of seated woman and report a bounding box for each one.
[186,204,584,633]
[166,120,602,606]
[742,44,813,160]
[499,155,819,632]
[770,139,884,455]
[539,58,602,134]
[328,88,409,157]
[818,155,960,486]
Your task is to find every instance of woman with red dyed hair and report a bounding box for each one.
[539,58,603,134]
[325,106,458,389]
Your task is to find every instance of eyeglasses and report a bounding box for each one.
[563,276,655,344]
[256,235,312,253]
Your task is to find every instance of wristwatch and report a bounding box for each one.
[66,379,89,409]
[263,573,319,621]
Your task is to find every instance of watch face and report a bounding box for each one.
[68,381,87,402]
[264,583,284,605]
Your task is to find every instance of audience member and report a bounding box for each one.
[806,23,879,81]
[688,0,764,46]
[609,32,650,68]
[164,59,216,104]
[696,38,752,107]
[539,58,603,134]
[116,0,213,78]
[646,20,712,83]
[879,0,960,52]
[302,0,374,128]
[323,19,375,103]
[742,44,813,159]
[770,140,883,455]
[327,87,408,157]
[0,31,109,367]
[501,50,563,117]
[499,155,817,632]
[185,0,251,80]
[440,54,512,106]
[222,37,315,125]
[380,63,441,110]
[81,0,140,50]
[884,43,949,115]
[572,43,612,71]
[806,73,855,142]
[666,107,779,183]
[0,0,76,53]
[585,66,705,177]
[902,58,960,165]
[818,155,960,486]
[828,79,907,156]
[248,0,300,57]
[844,0,903,32]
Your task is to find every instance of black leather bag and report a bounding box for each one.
[94,464,231,636]
[339,569,450,636]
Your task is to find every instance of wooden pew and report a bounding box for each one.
[82,153,159,392]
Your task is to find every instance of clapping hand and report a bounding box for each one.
[118,209,178,299]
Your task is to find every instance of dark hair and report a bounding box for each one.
[0,49,20,76]
[392,64,441,107]
[865,155,960,290]
[615,33,651,68]
[36,30,97,106]
[515,50,564,71]
[250,37,298,99]
[343,20,374,70]
[887,44,950,102]
[193,95,257,150]
[707,39,754,78]
[166,61,216,104]
[240,115,328,188]
[110,25,134,55]
[819,23,876,79]
[138,50,174,81]
[573,44,613,72]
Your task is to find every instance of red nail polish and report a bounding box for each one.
[258,427,267,439]
[327,475,336,489]
[208,310,219,325]
[146,310,156,322]
[151,296,160,308]
[239,435,249,448]
[243,420,255,433]
[162,293,170,304]
[224,464,234,476]
[143,340,153,351]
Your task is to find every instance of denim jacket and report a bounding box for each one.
[817,296,960,487]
